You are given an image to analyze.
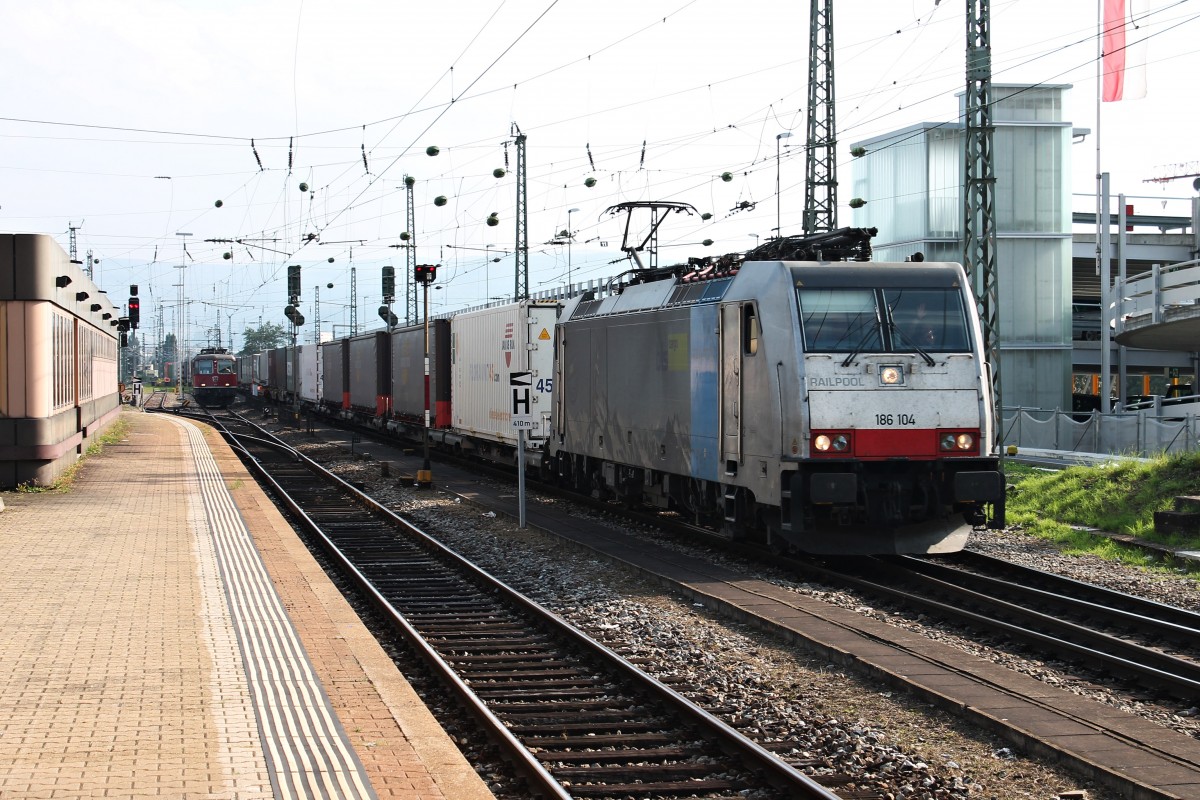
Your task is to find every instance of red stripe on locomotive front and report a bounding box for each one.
[854,428,940,458]
[810,428,982,459]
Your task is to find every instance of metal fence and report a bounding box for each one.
[1002,406,1200,457]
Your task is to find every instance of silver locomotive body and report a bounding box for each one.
[548,259,1004,555]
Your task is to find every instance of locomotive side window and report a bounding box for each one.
[797,289,881,353]
[742,305,759,356]
[884,289,970,353]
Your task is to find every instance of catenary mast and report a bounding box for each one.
[963,0,1001,444]
[804,0,838,234]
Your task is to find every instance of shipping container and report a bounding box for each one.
[348,331,390,416]
[266,348,285,397]
[237,354,254,390]
[450,300,558,447]
[297,343,322,405]
[390,320,451,427]
[251,352,267,397]
[320,339,347,409]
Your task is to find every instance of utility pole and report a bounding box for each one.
[175,232,191,385]
[804,0,837,234]
[513,124,529,300]
[963,0,1000,447]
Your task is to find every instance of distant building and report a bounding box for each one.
[851,84,1075,412]
[851,83,1197,412]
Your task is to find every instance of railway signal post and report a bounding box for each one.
[415,264,438,488]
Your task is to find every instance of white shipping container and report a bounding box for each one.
[451,300,558,447]
[254,352,268,387]
[297,344,322,404]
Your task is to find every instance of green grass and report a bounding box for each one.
[14,418,131,493]
[1003,451,1200,567]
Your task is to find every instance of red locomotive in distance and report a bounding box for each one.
[189,347,238,407]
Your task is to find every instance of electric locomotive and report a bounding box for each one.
[189,347,238,407]
[546,225,1004,555]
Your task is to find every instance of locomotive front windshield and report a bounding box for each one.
[798,287,971,354]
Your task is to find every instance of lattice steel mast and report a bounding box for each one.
[513,125,529,300]
[803,0,837,234]
[404,176,417,325]
[964,0,1001,443]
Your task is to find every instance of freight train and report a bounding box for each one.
[243,225,1004,555]
[188,348,238,407]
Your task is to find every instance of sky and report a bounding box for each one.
[3,0,1197,352]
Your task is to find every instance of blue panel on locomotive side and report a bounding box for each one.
[688,303,719,480]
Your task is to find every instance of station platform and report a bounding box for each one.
[0,408,495,800]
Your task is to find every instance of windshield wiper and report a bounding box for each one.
[839,315,882,368]
[840,335,873,367]
[889,321,936,367]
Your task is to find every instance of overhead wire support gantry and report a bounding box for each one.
[963,0,1001,451]
[804,0,838,235]
[513,125,529,301]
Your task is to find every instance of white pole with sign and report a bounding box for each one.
[510,371,533,528]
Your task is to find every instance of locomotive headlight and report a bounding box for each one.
[879,365,904,386]
[939,432,976,452]
[816,433,850,452]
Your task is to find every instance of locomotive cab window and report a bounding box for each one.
[797,289,881,353]
[196,359,214,375]
[884,289,970,354]
[798,287,971,355]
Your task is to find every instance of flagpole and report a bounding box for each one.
[1096,0,1111,410]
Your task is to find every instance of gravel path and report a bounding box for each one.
[293,437,1200,800]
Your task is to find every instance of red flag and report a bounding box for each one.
[1103,0,1127,101]
[1103,0,1146,101]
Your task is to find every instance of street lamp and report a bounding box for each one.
[567,208,579,291]
[485,244,494,303]
[776,132,793,238]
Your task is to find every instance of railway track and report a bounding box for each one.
[796,551,1200,703]
[190,407,844,800]
[169,402,1200,798]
